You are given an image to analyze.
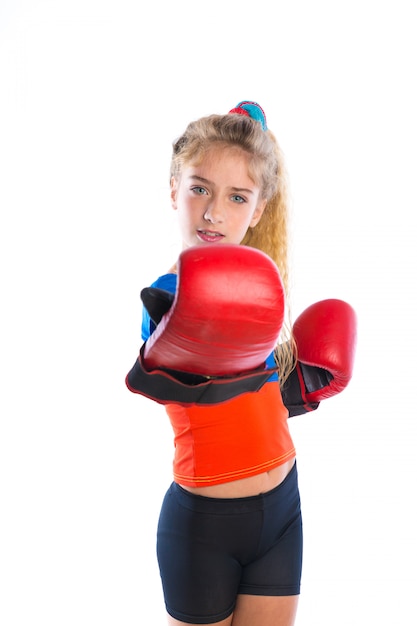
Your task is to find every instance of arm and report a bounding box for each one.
[126,244,285,405]
[281,299,357,417]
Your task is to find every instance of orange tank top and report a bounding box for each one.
[165,380,295,487]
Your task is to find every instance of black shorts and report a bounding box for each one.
[156,462,303,624]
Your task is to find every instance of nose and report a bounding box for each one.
[203,197,224,224]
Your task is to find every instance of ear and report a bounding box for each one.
[250,198,267,228]
[170,176,178,210]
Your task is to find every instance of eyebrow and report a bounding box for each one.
[188,175,255,195]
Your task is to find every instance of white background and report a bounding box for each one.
[1,1,416,624]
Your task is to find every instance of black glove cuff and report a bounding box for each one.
[126,344,277,406]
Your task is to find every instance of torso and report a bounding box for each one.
[155,266,295,499]
[179,457,295,498]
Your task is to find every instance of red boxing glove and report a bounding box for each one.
[281,299,357,416]
[143,244,285,377]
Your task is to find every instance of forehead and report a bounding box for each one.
[186,145,259,185]
[191,143,248,165]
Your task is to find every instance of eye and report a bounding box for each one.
[231,194,245,204]
[191,186,208,196]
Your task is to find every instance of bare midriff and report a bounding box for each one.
[179,457,295,498]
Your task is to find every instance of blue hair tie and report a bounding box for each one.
[228,100,268,131]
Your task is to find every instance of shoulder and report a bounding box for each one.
[150,273,177,294]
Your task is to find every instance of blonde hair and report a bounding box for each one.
[170,112,296,384]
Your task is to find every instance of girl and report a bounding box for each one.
[133,101,301,626]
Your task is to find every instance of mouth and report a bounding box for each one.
[196,229,225,243]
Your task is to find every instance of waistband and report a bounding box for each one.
[171,461,298,515]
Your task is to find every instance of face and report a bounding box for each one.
[171,145,266,250]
